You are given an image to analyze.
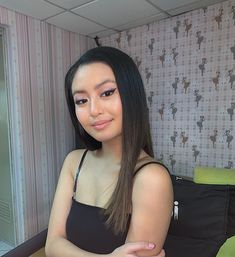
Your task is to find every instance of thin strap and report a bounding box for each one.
[134,161,170,176]
[73,149,88,194]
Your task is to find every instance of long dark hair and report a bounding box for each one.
[65,46,153,234]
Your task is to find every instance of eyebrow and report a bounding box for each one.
[72,79,116,96]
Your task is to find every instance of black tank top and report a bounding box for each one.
[66,150,170,254]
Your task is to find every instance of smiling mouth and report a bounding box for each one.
[92,120,112,130]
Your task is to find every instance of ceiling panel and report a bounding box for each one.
[0,0,228,37]
[148,0,200,11]
[47,0,95,10]
[0,0,63,20]
[114,12,169,31]
[197,0,227,8]
[72,0,161,28]
[88,28,118,38]
[46,11,106,34]
[167,0,226,15]
[167,1,208,15]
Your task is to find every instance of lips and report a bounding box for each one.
[92,120,112,130]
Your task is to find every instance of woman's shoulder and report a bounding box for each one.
[132,157,173,206]
[63,149,88,177]
[65,149,88,161]
[136,154,169,173]
[134,156,171,187]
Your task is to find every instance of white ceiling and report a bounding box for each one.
[0,0,227,38]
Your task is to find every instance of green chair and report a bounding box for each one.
[194,166,235,185]
[194,167,235,257]
[216,236,235,257]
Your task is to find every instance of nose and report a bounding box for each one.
[90,97,103,117]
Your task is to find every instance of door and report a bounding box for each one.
[0,26,15,246]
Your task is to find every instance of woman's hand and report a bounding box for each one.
[111,242,165,257]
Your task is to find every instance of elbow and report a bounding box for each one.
[45,235,67,257]
[45,237,56,257]
[135,247,163,257]
[45,240,51,257]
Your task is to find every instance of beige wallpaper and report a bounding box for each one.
[0,5,94,242]
[101,0,235,177]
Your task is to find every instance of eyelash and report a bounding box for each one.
[75,99,87,106]
[75,88,116,106]
[101,88,116,97]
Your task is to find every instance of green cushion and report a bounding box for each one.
[194,167,235,185]
[194,166,235,256]
[216,236,235,257]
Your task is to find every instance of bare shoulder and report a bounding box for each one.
[65,149,87,162]
[134,162,172,187]
[62,149,88,178]
[132,162,173,207]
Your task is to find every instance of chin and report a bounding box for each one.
[92,133,122,144]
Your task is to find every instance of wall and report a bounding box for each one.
[101,0,235,177]
[0,5,94,243]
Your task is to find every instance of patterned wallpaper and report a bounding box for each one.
[0,5,94,242]
[101,0,235,177]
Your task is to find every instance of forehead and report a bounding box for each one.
[72,62,115,88]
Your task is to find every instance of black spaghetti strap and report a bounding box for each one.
[73,149,88,194]
[134,161,170,176]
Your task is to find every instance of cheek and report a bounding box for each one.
[116,98,122,115]
[75,108,87,125]
[112,98,122,121]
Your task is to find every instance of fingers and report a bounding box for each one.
[124,242,155,253]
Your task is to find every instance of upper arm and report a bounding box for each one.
[126,164,173,256]
[46,150,83,244]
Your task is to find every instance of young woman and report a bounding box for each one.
[45,46,173,257]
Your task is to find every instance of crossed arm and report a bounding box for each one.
[45,150,173,257]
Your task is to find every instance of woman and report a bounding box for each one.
[45,46,173,257]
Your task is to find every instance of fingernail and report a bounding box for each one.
[148,243,155,249]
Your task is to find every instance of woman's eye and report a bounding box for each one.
[101,88,116,97]
[75,99,87,105]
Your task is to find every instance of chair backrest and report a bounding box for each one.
[164,175,234,257]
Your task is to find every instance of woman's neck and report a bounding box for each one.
[98,137,122,163]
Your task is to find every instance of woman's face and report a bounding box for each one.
[72,62,123,144]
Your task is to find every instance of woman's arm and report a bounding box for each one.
[45,151,165,257]
[126,163,173,257]
[45,150,86,257]
[46,150,108,257]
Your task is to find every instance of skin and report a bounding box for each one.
[45,62,173,257]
